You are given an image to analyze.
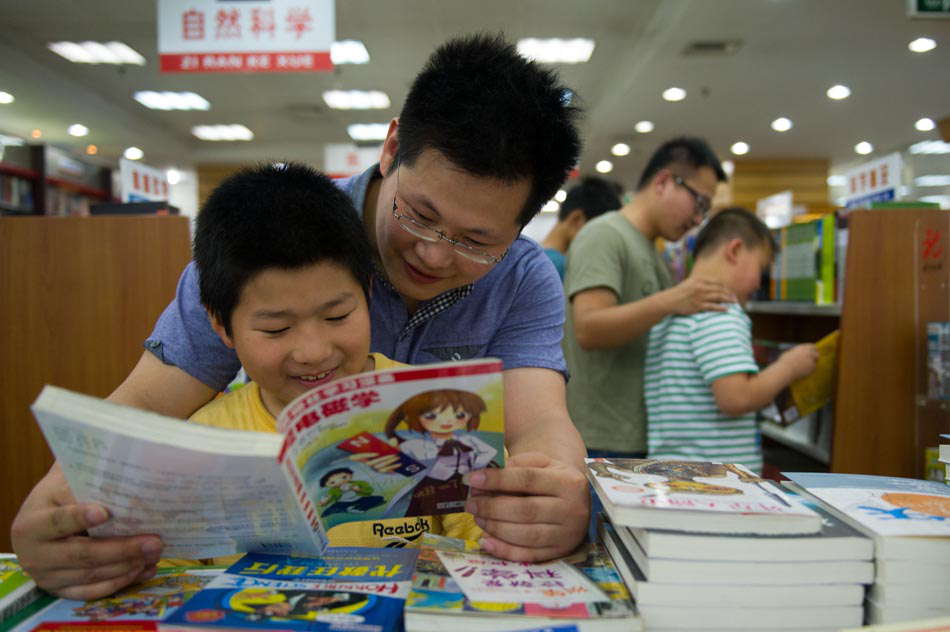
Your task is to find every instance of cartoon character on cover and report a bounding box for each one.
[590,458,763,495]
[231,587,370,621]
[318,467,385,516]
[385,389,497,515]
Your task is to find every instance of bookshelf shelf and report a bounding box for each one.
[746,301,841,317]
[760,420,831,465]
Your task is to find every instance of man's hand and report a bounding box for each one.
[463,452,589,562]
[665,277,736,315]
[779,343,819,381]
[11,464,164,600]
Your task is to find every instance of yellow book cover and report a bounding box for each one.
[783,330,839,421]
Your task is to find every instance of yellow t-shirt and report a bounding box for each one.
[163,353,481,567]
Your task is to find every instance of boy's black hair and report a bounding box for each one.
[319,467,353,487]
[558,176,623,221]
[396,33,582,227]
[636,136,727,191]
[194,163,374,337]
[693,207,777,259]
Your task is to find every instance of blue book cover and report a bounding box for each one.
[162,549,418,632]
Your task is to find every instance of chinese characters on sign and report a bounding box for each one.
[120,159,169,203]
[158,0,334,73]
[842,152,903,209]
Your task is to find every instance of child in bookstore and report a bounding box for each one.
[167,162,481,565]
[643,207,819,474]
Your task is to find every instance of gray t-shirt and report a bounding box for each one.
[563,212,672,453]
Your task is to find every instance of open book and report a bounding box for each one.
[31,359,505,558]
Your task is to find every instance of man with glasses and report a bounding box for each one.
[563,136,733,463]
[13,34,589,599]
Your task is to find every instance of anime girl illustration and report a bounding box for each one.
[384,389,497,515]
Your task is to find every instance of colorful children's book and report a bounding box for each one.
[30,359,505,559]
[10,567,220,632]
[161,549,418,632]
[404,544,641,631]
[0,556,41,623]
[779,329,840,423]
[586,458,821,535]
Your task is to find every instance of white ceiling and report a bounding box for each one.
[0,0,948,187]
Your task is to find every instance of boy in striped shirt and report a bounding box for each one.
[644,208,818,473]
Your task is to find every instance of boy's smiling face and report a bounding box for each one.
[211,261,372,418]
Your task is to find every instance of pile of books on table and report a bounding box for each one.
[588,458,872,631]
[785,472,950,625]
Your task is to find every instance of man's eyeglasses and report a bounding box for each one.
[672,175,712,218]
[391,168,508,265]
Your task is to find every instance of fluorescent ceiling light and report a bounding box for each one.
[323,90,390,110]
[347,123,388,142]
[124,146,144,160]
[908,37,936,53]
[731,141,749,155]
[517,38,595,64]
[771,117,793,132]
[611,143,630,157]
[0,91,13,104]
[554,189,567,203]
[919,195,950,208]
[915,118,936,132]
[595,160,613,174]
[67,124,89,137]
[854,141,873,155]
[192,125,254,141]
[910,140,950,154]
[331,40,370,65]
[635,120,654,133]
[662,87,686,102]
[134,91,210,111]
[827,175,847,187]
[49,41,145,65]
[826,84,851,100]
[541,200,560,213]
[0,134,25,146]
[914,175,950,187]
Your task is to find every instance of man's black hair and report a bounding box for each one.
[558,176,623,221]
[396,33,582,227]
[194,163,374,336]
[693,207,777,259]
[319,467,353,487]
[636,136,727,191]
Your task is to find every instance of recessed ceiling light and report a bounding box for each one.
[854,141,873,155]
[31,129,42,139]
[595,160,613,174]
[322,90,391,110]
[827,175,847,187]
[635,120,654,133]
[517,38,595,64]
[191,125,254,141]
[68,124,89,137]
[134,91,210,111]
[541,200,560,213]
[85,144,97,155]
[166,169,182,185]
[771,117,793,132]
[910,140,950,154]
[0,91,13,104]
[124,146,144,160]
[554,189,567,203]
[826,84,851,100]
[731,141,749,155]
[662,87,686,102]
[908,37,937,53]
[611,143,630,157]
[914,175,950,187]
[48,41,145,65]
[919,195,950,207]
[331,40,370,65]
[347,123,389,142]
[915,118,936,132]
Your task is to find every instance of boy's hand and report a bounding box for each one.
[462,452,589,562]
[780,343,819,380]
[11,464,163,600]
[666,277,736,315]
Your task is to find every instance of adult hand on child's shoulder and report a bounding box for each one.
[462,452,589,562]
[11,463,164,600]
[667,277,736,315]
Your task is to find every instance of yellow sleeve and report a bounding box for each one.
[439,512,483,542]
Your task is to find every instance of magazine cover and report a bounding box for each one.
[278,359,505,550]
[0,556,40,622]
[11,567,220,632]
[162,549,418,632]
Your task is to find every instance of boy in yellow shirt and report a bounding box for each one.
[170,163,478,566]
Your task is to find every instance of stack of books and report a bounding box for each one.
[940,434,950,484]
[785,472,950,625]
[587,458,872,631]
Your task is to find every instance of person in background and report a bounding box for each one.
[563,136,733,459]
[540,176,623,280]
[12,34,590,600]
[644,207,818,473]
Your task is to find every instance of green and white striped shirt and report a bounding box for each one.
[644,303,762,473]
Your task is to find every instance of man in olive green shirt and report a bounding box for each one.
[563,137,732,456]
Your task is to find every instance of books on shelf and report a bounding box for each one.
[586,458,821,535]
[162,549,416,632]
[0,556,41,623]
[404,544,640,631]
[927,323,950,401]
[769,214,837,304]
[31,359,504,559]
